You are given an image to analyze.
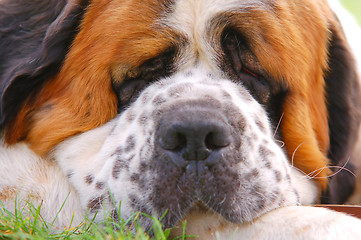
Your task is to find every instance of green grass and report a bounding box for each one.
[340,0,361,25]
[0,200,192,240]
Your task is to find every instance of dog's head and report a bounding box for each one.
[1,0,360,232]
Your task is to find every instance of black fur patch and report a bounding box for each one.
[0,0,89,128]
[95,182,105,190]
[87,195,105,213]
[322,26,361,204]
[85,174,94,185]
[124,135,136,153]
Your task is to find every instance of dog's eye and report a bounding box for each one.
[221,29,270,104]
[242,67,258,78]
[112,48,176,111]
[239,69,270,104]
[115,78,148,111]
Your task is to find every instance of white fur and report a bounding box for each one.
[171,206,361,239]
[0,141,83,228]
[215,206,361,240]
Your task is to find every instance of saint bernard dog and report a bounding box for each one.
[1,0,361,238]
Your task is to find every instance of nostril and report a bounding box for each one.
[175,133,187,151]
[158,128,187,151]
[205,131,231,150]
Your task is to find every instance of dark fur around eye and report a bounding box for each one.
[112,47,176,111]
[221,28,288,129]
[221,29,271,104]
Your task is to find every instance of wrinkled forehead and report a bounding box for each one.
[162,0,279,67]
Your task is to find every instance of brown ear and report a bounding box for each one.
[0,0,88,132]
[278,4,361,196]
[321,22,361,203]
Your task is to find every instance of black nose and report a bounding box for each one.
[157,109,232,168]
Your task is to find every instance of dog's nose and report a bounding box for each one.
[157,109,232,168]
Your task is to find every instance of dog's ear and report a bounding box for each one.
[0,0,88,130]
[321,20,361,203]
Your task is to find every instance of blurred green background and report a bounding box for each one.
[340,0,361,25]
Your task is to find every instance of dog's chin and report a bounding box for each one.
[170,200,233,239]
[186,200,215,216]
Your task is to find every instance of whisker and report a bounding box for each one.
[290,166,313,180]
[273,112,284,138]
[307,167,326,179]
[308,157,356,179]
[275,139,285,148]
[291,142,304,167]
[272,113,285,147]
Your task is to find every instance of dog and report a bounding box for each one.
[1,0,361,239]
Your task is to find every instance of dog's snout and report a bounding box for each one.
[157,108,232,168]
